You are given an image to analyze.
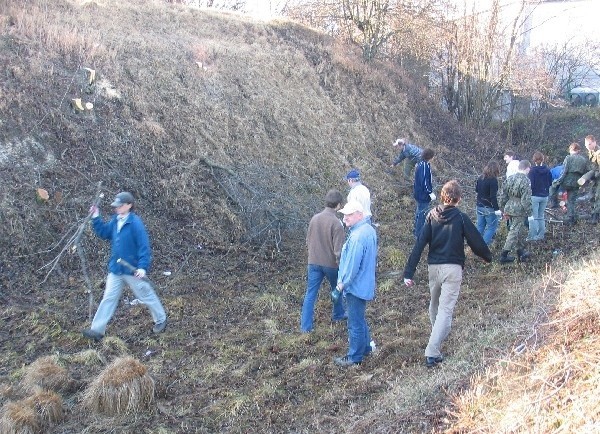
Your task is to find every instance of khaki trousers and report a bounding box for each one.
[425,264,463,358]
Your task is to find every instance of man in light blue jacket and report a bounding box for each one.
[391,137,424,180]
[82,192,167,340]
[331,201,377,367]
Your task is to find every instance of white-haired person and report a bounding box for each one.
[332,200,377,367]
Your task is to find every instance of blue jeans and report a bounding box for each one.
[345,293,371,363]
[476,206,499,245]
[90,273,167,334]
[529,196,548,240]
[300,265,345,332]
[414,201,430,238]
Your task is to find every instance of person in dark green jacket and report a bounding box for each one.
[499,160,532,263]
[548,142,589,224]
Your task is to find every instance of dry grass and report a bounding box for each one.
[0,401,40,434]
[21,356,72,394]
[83,356,154,416]
[24,389,64,426]
[446,255,600,433]
[0,390,63,434]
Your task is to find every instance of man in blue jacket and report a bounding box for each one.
[82,192,167,341]
[331,201,377,367]
[413,148,436,238]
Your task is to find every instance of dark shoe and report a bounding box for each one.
[564,217,577,226]
[334,356,361,367]
[152,318,168,334]
[82,329,104,341]
[425,355,444,368]
[591,213,599,224]
[499,250,515,264]
[517,249,531,262]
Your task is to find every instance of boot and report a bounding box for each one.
[591,213,599,225]
[517,249,531,262]
[564,216,577,226]
[499,250,515,264]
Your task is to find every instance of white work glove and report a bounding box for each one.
[577,177,586,186]
[89,205,99,218]
[429,193,436,201]
[494,210,502,216]
[404,278,414,287]
[135,269,146,279]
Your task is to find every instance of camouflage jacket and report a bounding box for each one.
[499,172,531,216]
[556,152,589,188]
[583,149,600,182]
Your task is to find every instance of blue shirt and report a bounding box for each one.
[550,165,563,181]
[337,220,377,301]
[529,164,553,197]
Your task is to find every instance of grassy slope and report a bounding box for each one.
[0,0,598,433]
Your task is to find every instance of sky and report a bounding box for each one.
[244,0,600,47]
[447,0,600,48]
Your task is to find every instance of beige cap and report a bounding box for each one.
[338,201,364,215]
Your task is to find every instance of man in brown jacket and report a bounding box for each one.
[300,190,346,332]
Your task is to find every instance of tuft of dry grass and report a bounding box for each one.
[83,356,154,416]
[0,390,63,434]
[24,389,64,426]
[0,401,40,434]
[21,356,72,394]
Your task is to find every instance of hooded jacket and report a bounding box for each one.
[403,205,492,279]
[528,164,552,197]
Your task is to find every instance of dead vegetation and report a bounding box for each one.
[83,356,154,416]
[21,356,73,394]
[447,255,600,433]
[0,0,599,433]
[0,390,63,434]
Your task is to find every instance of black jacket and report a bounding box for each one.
[403,205,492,279]
[475,176,499,209]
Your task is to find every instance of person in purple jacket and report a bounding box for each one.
[528,151,553,241]
[82,192,167,341]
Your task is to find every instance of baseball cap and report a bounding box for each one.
[338,201,364,215]
[345,169,360,180]
[111,192,135,207]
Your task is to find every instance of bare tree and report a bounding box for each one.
[538,40,600,96]
[432,0,530,128]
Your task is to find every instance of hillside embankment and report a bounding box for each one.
[1,1,599,433]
